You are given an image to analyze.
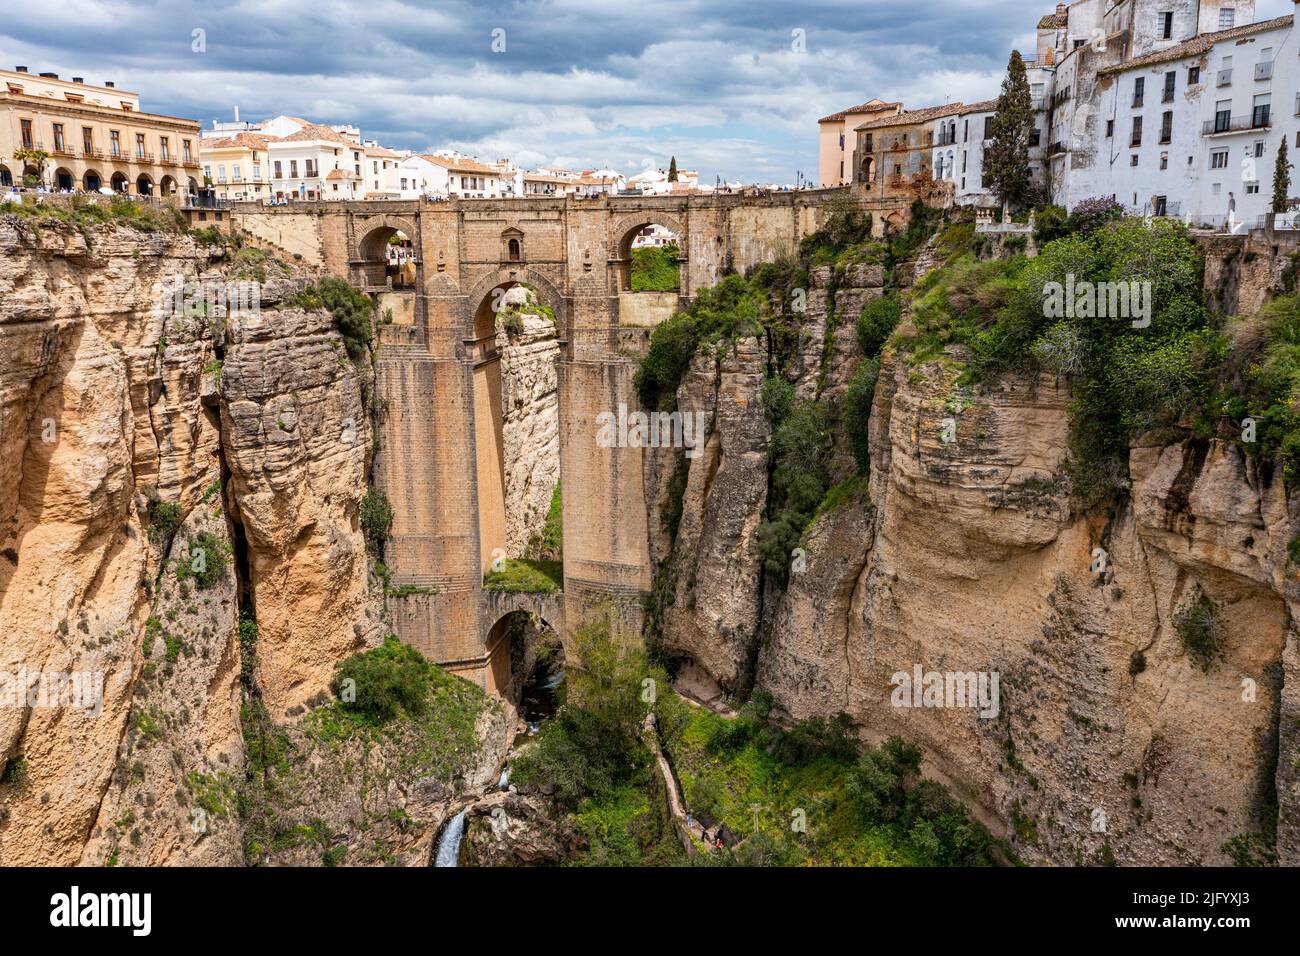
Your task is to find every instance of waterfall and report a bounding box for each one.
[434,809,468,867]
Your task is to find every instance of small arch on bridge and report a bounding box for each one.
[483,602,565,708]
[354,216,420,289]
[609,211,686,293]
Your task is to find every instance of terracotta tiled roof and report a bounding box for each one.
[855,101,967,131]
[1037,13,1067,29]
[364,144,399,158]
[276,123,354,144]
[416,153,502,175]
[1098,14,1293,76]
[961,99,998,115]
[818,98,901,123]
[204,132,277,150]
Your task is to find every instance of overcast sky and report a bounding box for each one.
[4,1,1294,184]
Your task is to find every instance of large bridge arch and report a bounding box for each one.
[225,189,854,694]
[608,210,688,295]
[464,266,568,342]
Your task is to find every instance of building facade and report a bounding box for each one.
[1,66,200,195]
[817,99,902,187]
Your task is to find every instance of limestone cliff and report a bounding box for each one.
[0,218,426,865]
[649,260,1300,866]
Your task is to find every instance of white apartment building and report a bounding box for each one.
[1042,0,1296,229]
[266,123,363,201]
[395,152,509,199]
[363,142,402,198]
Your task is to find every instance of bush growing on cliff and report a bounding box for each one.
[147,499,183,543]
[757,398,832,580]
[331,635,433,724]
[283,278,375,360]
[360,487,393,554]
[843,358,880,474]
[857,292,901,358]
[1174,592,1226,671]
[635,274,762,410]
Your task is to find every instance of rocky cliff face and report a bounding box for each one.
[650,262,1300,865]
[0,218,462,865]
[498,310,560,556]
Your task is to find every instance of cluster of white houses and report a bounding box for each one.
[197,109,702,203]
[820,0,1300,229]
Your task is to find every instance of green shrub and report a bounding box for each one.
[629,243,680,291]
[147,500,183,542]
[283,278,374,360]
[185,531,228,590]
[857,293,901,358]
[1175,593,1226,671]
[757,399,832,580]
[330,635,434,723]
[482,557,563,593]
[360,487,393,554]
[843,358,880,474]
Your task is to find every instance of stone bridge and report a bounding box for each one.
[229,190,848,690]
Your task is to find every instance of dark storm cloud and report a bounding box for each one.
[11,0,1287,182]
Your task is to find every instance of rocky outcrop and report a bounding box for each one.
[653,338,770,696]
[659,319,1299,864]
[0,218,489,866]
[220,293,382,717]
[459,789,585,865]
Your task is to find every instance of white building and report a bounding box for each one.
[395,152,510,199]
[266,123,363,201]
[1049,1,1292,228]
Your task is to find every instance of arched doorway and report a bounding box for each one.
[0,165,11,187]
[485,610,564,721]
[186,177,198,195]
[136,174,153,196]
[160,174,177,196]
[111,172,128,193]
[54,167,73,191]
[83,169,102,192]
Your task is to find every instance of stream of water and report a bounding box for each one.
[432,653,563,867]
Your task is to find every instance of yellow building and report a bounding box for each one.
[0,66,201,195]
[199,132,274,201]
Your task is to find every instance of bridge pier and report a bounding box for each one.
[229,191,853,693]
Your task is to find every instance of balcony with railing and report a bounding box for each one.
[81,147,104,160]
[1202,112,1271,135]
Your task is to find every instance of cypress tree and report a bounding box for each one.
[668,156,678,182]
[985,50,1035,218]
[1273,139,1292,214]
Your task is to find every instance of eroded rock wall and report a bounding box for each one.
[654,311,1299,866]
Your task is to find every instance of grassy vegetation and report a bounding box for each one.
[525,481,563,561]
[482,557,563,593]
[672,695,1000,866]
[756,386,833,582]
[0,193,190,235]
[1174,593,1227,671]
[630,243,680,292]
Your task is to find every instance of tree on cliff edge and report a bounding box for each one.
[985,50,1035,218]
